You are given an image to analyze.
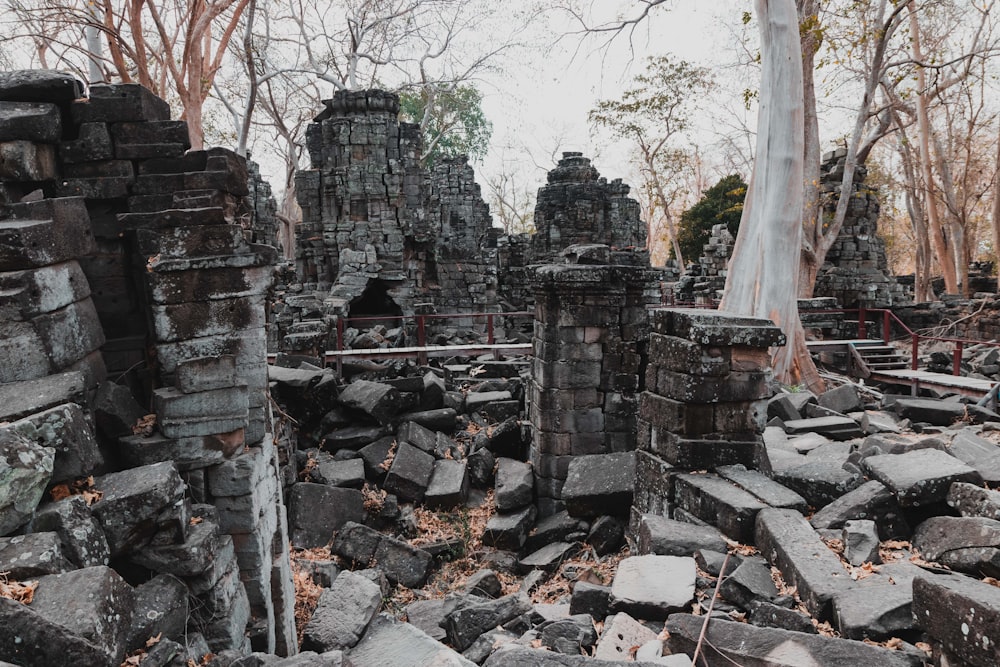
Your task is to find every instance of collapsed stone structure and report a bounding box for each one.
[0,70,295,661]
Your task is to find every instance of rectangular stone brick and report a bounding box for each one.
[0,261,92,317]
[0,140,56,180]
[150,293,266,342]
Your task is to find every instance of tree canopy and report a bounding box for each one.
[676,174,747,265]
[399,84,493,167]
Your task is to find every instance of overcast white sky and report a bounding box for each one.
[474,2,757,199]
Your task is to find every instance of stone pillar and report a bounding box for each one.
[633,308,784,521]
[529,247,651,516]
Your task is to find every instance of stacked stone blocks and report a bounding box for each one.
[634,309,783,521]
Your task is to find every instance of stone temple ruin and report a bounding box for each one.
[5,71,1000,667]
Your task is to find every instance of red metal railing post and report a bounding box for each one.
[858,306,867,339]
[953,340,964,376]
[882,310,891,345]
[335,317,344,377]
[417,315,428,366]
[911,333,919,371]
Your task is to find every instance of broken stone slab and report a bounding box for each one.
[592,612,657,660]
[609,555,696,620]
[747,600,817,634]
[0,565,135,667]
[482,505,537,551]
[485,645,677,666]
[948,481,1000,519]
[783,415,864,441]
[716,464,808,513]
[383,442,434,503]
[832,576,916,642]
[72,83,171,124]
[0,372,87,423]
[819,384,864,414]
[892,397,971,426]
[338,380,403,425]
[518,542,577,574]
[153,383,249,439]
[90,461,186,556]
[862,448,982,507]
[842,519,881,566]
[126,574,188,651]
[562,451,634,518]
[302,571,382,652]
[0,213,96,275]
[913,572,1000,667]
[495,457,534,512]
[587,515,624,555]
[773,460,863,508]
[373,533,435,588]
[7,402,103,483]
[718,557,779,609]
[861,411,902,435]
[913,516,1000,577]
[947,429,1000,484]
[397,407,459,434]
[810,479,909,539]
[119,431,240,470]
[0,531,72,578]
[404,598,448,641]
[271,479,357,548]
[0,101,61,142]
[664,613,923,667]
[396,421,438,455]
[129,517,226,578]
[174,355,238,394]
[636,514,727,556]
[346,613,476,667]
[357,437,395,480]
[0,428,54,536]
[0,139,56,181]
[424,459,469,509]
[569,581,610,619]
[27,495,109,567]
[313,456,365,489]
[444,592,533,651]
[756,508,854,620]
[0,70,83,104]
[538,613,597,655]
[673,473,768,543]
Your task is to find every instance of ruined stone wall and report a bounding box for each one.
[0,71,295,658]
[247,158,281,252]
[813,149,909,307]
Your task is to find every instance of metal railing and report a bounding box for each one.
[329,310,533,373]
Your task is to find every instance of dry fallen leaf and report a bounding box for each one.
[0,573,38,605]
[132,414,157,436]
[145,633,162,648]
[189,516,204,526]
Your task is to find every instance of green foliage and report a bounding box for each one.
[677,174,747,265]
[399,84,493,168]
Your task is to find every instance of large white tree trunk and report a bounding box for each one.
[720,0,823,392]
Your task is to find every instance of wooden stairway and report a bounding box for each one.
[848,340,909,378]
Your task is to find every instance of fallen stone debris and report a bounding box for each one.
[5,70,1000,667]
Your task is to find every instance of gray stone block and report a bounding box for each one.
[0,428,54,536]
[862,448,982,507]
[424,459,469,509]
[0,531,72,578]
[495,457,533,512]
[913,573,1000,667]
[90,462,186,556]
[610,555,696,620]
[27,495,109,567]
[8,402,103,483]
[636,514,727,556]
[383,442,434,503]
[302,570,381,652]
[562,452,634,518]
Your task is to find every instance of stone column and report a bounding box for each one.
[633,308,784,521]
[529,247,651,516]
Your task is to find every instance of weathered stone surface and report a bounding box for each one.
[0,204,96,272]
[129,518,225,577]
[0,373,86,423]
[27,495,109,567]
[913,573,1000,667]
[756,508,854,619]
[338,380,402,425]
[719,558,779,609]
[0,428,54,535]
[674,473,767,543]
[748,600,817,635]
[913,516,1000,577]
[485,645,676,666]
[72,83,171,123]
[372,534,434,588]
[302,571,381,652]
[610,555,696,620]
[7,402,102,482]
[0,531,72,578]
[153,384,248,439]
[716,464,808,513]
[347,614,476,667]
[464,569,503,599]
[948,481,1000,519]
[424,459,469,509]
[842,519,880,566]
[90,462,186,556]
[0,101,60,142]
[569,581,610,619]
[127,574,188,650]
[0,70,83,104]
[587,515,624,556]
[862,448,982,507]
[562,451,634,518]
[636,514,727,556]
[948,430,1000,484]
[482,505,536,551]
[495,457,533,511]
[818,384,864,414]
[288,483,365,549]
[539,613,597,654]
[444,593,533,651]
[518,541,577,574]
[314,456,366,489]
[810,480,908,539]
[833,578,916,641]
[892,397,970,426]
[405,598,449,641]
[0,566,135,667]
[783,416,864,441]
[383,442,434,503]
[665,613,922,667]
[650,308,785,348]
[773,460,863,508]
[593,612,657,661]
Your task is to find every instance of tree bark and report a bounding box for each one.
[797,0,821,298]
[910,1,959,296]
[993,117,1000,269]
[720,0,824,393]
